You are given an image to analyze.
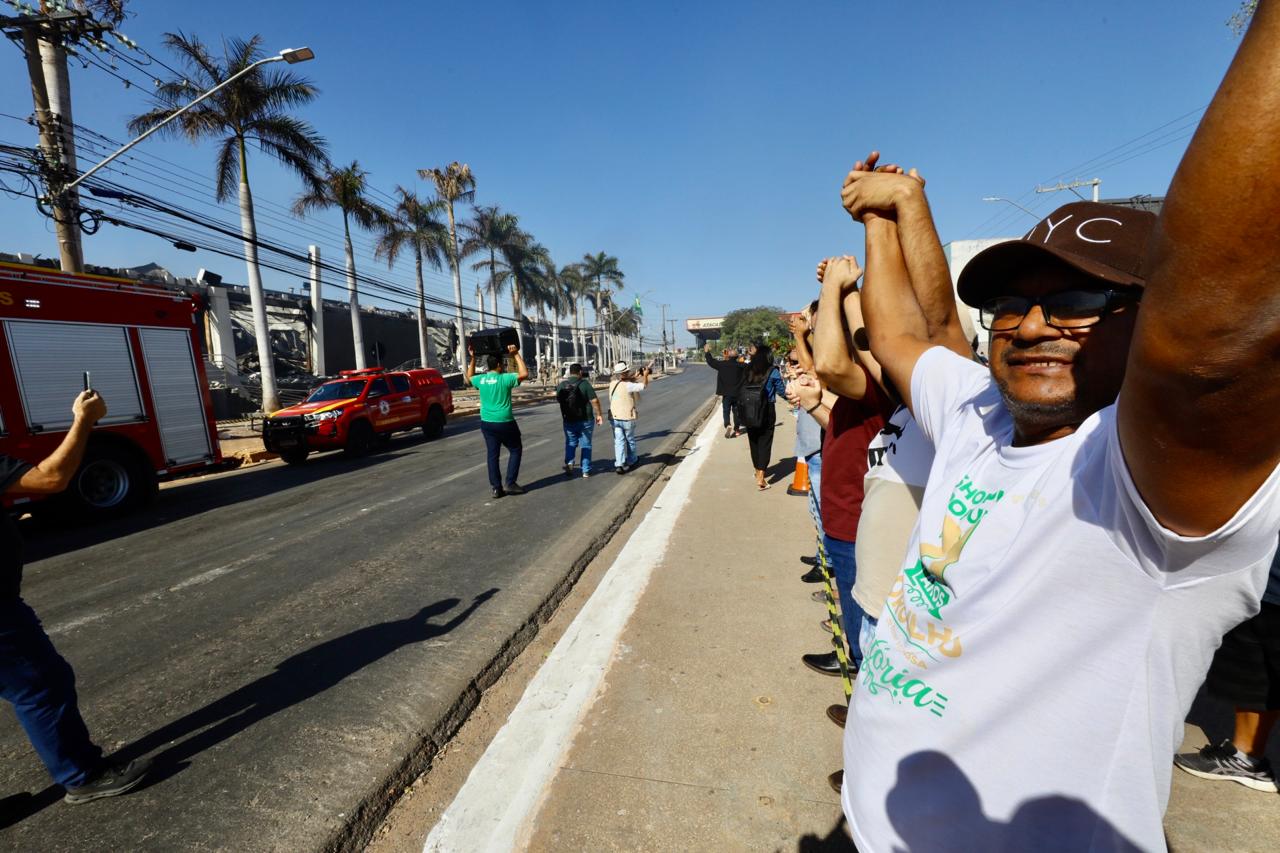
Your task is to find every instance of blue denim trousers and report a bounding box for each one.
[479,420,523,489]
[0,598,102,786]
[612,418,638,468]
[823,533,865,667]
[563,419,595,473]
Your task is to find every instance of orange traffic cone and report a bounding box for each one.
[787,458,810,496]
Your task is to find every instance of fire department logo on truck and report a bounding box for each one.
[378,399,391,416]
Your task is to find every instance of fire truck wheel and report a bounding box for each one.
[280,448,309,466]
[422,406,446,440]
[344,420,375,457]
[63,443,151,519]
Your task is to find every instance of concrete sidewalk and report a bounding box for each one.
[421,402,1280,851]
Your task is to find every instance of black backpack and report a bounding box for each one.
[736,377,769,429]
[556,379,590,420]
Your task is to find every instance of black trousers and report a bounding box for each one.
[480,420,523,489]
[721,395,739,429]
[746,423,775,471]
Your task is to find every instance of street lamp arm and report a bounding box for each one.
[981,196,1040,221]
[64,49,308,195]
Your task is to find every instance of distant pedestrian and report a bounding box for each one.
[1175,540,1280,793]
[703,343,745,438]
[556,363,604,478]
[1,391,152,803]
[736,343,787,491]
[609,361,650,474]
[465,343,529,497]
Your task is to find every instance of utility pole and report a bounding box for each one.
[309,245,325,376]
[1035,178,1101,203]
[667,318,679,366]
[659,303,670,373]
[5,8,87,271]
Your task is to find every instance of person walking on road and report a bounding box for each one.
[703,343,745,438]
[609,361,649,474]
[737,343,787,491]
[1,391,152,803]
[556,363,604,478]
[466,343,529,497]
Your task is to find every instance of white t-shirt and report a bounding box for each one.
[843,346,1280,852]
[853,407,933,619]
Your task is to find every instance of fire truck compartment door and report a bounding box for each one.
[5,320,145,431]
[139,327,212,465]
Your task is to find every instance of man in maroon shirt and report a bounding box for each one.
[803,256,895,675]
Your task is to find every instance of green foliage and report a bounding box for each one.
[1230,1,1257,35]
[720,306,789,349]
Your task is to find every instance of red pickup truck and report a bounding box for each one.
[262,367,453,464]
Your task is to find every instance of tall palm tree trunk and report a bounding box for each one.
[552,295,562,373]
[576,296,586,361]
[236,140,279,412]
[488,248,498,328]
[414,248,428,366]
[344,214,366,369]
[476,284,486,330]
[446,202,465,367]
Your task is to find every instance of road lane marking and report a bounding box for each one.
[44,439,551,637]
[422,411,718,851]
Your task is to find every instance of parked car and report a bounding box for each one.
[261,366,453,464]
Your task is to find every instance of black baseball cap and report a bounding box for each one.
[957,201,1158,307]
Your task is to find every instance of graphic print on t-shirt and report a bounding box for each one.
[861,470,1005,717]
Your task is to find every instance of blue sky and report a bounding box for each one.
[0,0,1249,346]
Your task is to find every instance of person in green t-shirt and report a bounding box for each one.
[466,343,529,497]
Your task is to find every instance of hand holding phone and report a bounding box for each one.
[83,370,91,393]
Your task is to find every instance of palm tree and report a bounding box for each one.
[294,161,386,369]
[504,236,552,331]
[559,263,590,361]
[129,33,328,412]
[581,252,625,368]
[460,205,520,327]
[375,187,449,367]
[418,162,475,367]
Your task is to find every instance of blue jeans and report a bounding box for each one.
[612,418,638,468]
[0,598,102,786]
[480,420,523,489]
[823,533,865,667]
[563,419,595,473]
[806,452,823,560]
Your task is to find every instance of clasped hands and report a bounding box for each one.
[840,150,925,224]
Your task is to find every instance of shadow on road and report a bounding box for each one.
[0,589,498,828]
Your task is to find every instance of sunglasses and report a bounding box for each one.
[978,288,1141,332]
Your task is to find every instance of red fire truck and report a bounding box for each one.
[0,262,221,519]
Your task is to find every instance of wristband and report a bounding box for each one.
[805,402,822,414]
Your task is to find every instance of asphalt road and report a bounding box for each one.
[0,367,716,851]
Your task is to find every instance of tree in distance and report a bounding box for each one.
[720,305,790,350]
[129,32,328,412]
[294,161,388,369]
[418,162,476,367]
[375,187,449,367]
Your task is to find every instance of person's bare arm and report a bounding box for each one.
[790,315,815,373]
[464,346,477,382]
[12,392,106,494]
[841,162,971,359]
[510,346,530,382]
[1119,0,1280,535]
[640,367,651,388]
[813,256,868,400]
[591,395,604,425]
[859,217,934,416]
[794,379,834,429]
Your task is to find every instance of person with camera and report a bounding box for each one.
[466,343,529,498]
[556,363,604,478]
[1,390,152,803]
[608,362,650,474]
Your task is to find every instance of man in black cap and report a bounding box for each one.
[834,8,1280,848]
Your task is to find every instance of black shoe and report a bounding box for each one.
[504,483,526,495]
[1174,739,1278,792]
[563,463,575,478]
[802,651,854,677]
[800,555,819,567]
[615,465,628,475]
[827,703,847,728]
[64,758,152,804]
[828,770,843,794]
[800,566,825,584]
[492,488,505,498]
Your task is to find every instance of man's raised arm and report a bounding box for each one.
[841,162,971,359]
[1119,0,1280,535]
[859,216,934,415]
[813,256,869,400]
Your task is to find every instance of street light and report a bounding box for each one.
[64,46,315,195]
[981,196,1039,221]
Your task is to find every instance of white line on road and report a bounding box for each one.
[423,412,719,852]
[45,439,551,637]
